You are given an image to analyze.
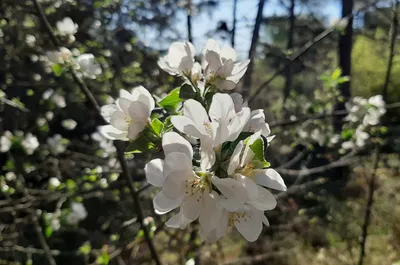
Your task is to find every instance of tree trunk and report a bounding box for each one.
[334,0,353,131]
[283,0,296,102]
[231,0,238,47]
[242,0,266,99]
[187,0,193,43]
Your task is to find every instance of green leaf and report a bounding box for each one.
[331,68,342,80]
[45,226,53,238]
[150,118,163,137]
[52,64,64,77]
[125,134,158,154]
[158,88,182,108]
[337,76,350,84]
[179,84,196,99]
[341,128,354,140]
[96,252,110,265]
[79,242,92,255]
[249,138,265,162]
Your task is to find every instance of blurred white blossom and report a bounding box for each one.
[56,17,78,36]
[66,202,87,225]
[21,133,39,155]
[62,119,77,130]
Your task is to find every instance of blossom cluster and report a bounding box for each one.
[146,94,285,242]
[1,131,39,155]
[99,39,286,242]
[158,39,250,91]
[342,95,386,150]
[45,17,102,79]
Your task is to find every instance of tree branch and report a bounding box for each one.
[31,1,162,264]
[248,0,379,104]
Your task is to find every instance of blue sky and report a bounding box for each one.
[138,0,341,58]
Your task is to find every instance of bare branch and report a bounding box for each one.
[31,1,162,264]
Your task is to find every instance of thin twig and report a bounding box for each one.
[32,1,162,264]
[358,2,398,264]
[8,153,57,265]
[276,157,357,178]
[269,101,400,128]
[357,147,381,265]
[248,0,379,103]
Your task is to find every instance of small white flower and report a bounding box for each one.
[1,133,12,153]
[66,202,87,225]
[158,41,198,80]
[22,133,39,155]
[91,132,116,156]
[56,17,78,36]
[25,35,36,46]
[202,39,250,91]
[171,93,250,169]
[100,86,155,141]
[145,132,220,231]
[47,134,68,155]
[341,141,354,150]
[5,172,16,181]
[46,111,54,120]
[46,47,72,64]
[62,119,77,130]
[37,118,47,127]
[49,177,61,188]
[124,43,132,52]
[76,54,102,79]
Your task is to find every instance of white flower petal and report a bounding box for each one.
[128,101,151,121]
[99,125,128,141]
[209,93,236,122]
[110,111,129,131]
[162,132,193,159]
[254,168,287,191]
[211,176,247,203]
[181,192,202,221]
[145,159,165,187]
[131,86,155,111]
[100,104,118,123]
[127,120,147,140]
[171,116,207,139]
[153,191,182,214]
[234,210,263,242]
[249,186,277,211]
[228,141,244,175]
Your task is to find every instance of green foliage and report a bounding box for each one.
[79,242,92,255]
[150,118,163,137]
[96,251,110,265]
[179,83,196,99]
[158,87,182,109]
[51,64,64,77]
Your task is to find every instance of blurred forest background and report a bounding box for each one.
[1,0,400,264]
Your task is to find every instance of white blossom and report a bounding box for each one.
[66,202,87,225]
[46,47,72,64]
[56,17,78,36]
[100,86,155,141]
[91,132,116,157]
[171,93,250,169]
[21,133,39,155]
[62,119,77,130]
[77,54,102,79]
[158,39,249,91]
[47,134,68,155]
[49,177,61,188]
[202,39,250,90]
[1,132,12,153]
[145,132,220,231]
[5,172,16,181]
